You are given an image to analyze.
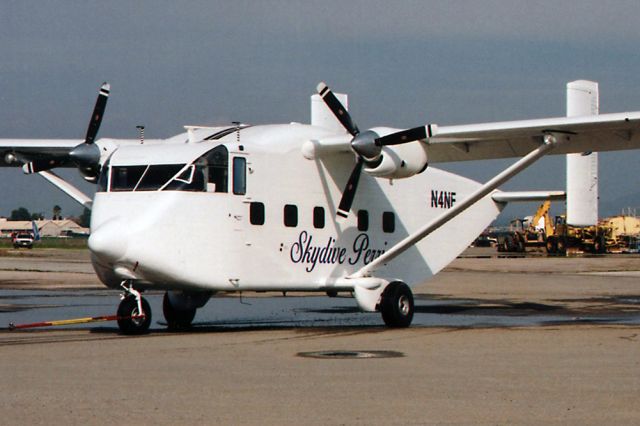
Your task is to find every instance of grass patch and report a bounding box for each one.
[0,237,88,249]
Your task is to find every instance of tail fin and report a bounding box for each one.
[31,220,41,241]
[566,80,599,226]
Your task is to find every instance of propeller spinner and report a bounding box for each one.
[316,82,429,218]
[23,82,110,181]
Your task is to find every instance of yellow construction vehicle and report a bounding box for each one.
[545,215,609,255]
[497,201,552,252]
[598,214,640,253]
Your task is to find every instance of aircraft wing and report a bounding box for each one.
[426,111,640,163]
[0,139,82,167]
[0,138,158,169]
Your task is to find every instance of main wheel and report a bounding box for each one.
[546,237,557,254]
[163,292,196,330]
[117,295,151,335]
[380,282,414,328]
[557,237,567,255]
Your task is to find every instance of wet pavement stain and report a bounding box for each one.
[2,289,640,334]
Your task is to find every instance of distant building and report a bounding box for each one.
[0,218,89,237]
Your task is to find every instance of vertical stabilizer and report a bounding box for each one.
[566,80,599,226]
[311,92,348,132]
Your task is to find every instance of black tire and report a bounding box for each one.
[117,295,151,335]
[595,235,606,254]
[557,237,567,255]
[546,237,557,254]
[326,290,338,298]
[504,236,513,252]
[162,292,196,330]
[380,282,414,328]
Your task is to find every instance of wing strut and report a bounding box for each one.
[38,171,93,210]
[349,133,563,279]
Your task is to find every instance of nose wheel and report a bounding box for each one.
[117,283,151,335]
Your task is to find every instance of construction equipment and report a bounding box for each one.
[545,213,640,255]
[598,214,640,253]
[545,215,609,255]
[497,200,552,252]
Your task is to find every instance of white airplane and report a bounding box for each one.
[1,81,639,334]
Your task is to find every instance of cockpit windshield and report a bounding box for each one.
[106,145,229,193]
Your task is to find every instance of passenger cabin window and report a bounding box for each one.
[250,202,265,225]
[313,207,325,229]
[382,211,395,233]
[284,204,298,227]
[357,210,369,231]
[233,157,246,195]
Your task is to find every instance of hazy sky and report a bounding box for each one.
[1,0,640,220]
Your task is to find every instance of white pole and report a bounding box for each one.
[566,80,599,226]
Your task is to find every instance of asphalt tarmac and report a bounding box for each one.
[1,248,639,424]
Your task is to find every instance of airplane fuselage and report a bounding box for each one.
[88,123,503,294]
[6,79,631,333]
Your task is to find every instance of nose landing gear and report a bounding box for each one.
[117,282,151,335]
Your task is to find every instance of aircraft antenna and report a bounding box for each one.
[232,121,241,143]
[136,125,145,144]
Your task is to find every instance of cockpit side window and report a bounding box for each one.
[202,145,228,193]
[164,164,205,192]
[136,165,184,191]
[111,166,147,192]
[97,156,111,192]
[107,145,229,193]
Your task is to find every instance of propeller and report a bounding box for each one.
[316,82,428,218]
[23,82,110,180]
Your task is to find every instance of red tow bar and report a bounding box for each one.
[8,314,145,330]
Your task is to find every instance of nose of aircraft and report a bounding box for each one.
[88,218,128,262]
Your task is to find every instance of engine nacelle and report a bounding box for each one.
[364,140,428,179]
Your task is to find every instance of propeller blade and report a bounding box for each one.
[317,82,359,136]
[22,158,68,174]
[375,126,427,147]
[84,82,110,145]
[337,158,364,219]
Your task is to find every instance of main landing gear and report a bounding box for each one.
[379,282,414,328]
[162,292,196,330]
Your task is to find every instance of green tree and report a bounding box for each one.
[53,205,62,220]
[10,207,31,221]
